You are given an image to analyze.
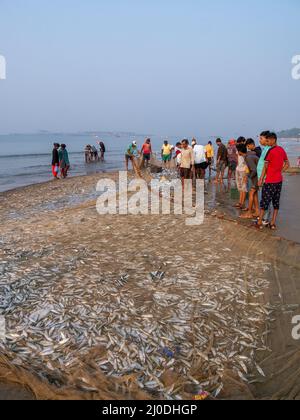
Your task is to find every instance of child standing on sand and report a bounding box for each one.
[235,145,248,209]
[240,139,260,219]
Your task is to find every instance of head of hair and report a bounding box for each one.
[245,138,255,147]
[208,141,212,145]
[266,132,277,142]
[182,139,189,145]
[236,137,246,144]
[61,144,66,150]
[176,142,182,147]
[260,131,270,137]
[237,144,247,154]
[54,143,60,148]
[216,138,222,144]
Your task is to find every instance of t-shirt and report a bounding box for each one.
[205,144,214,158]
[227,145,238,163]
[245,151,259,179]
[180,148,195,169]
[127,144,138,157]
[255,146,262,158]
[257,145,271,180]
[236,155,248,173]
[217,144,228,162]
[162,144,172,156]
[193,145,206,164]
[265,146,288,184]
[142,143,152,155]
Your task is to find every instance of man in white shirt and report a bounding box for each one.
[192,139,208,179]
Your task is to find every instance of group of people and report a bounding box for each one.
[85,142,106,163]
[51,143,70,179]
[125,132,290,230]
[233,132,289,230]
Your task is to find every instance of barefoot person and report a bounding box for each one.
[161,141,172,169]
[59,144,70,179]
[205,141,214,177]
[99,141,106,161]
[52,143,60,179]
[141,138,152,169]
[192,139,208,179]
[227,139,238,183]
[240,141,259,219]
[257,132,290,230]
[257,131,271,226]
[125,141,142,177]
[235,145,248,210]
[180,139,195,186]
[215,138,228,184]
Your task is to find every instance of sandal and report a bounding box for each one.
[270,224,277,231]
[253,222,264,230]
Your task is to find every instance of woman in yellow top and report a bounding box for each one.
[205,141,214,177]
[161,141,173,168]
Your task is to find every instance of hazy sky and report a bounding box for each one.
[0,0,299,137]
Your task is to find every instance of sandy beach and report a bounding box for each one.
[0,171,300,400]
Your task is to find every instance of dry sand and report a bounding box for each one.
[0,172,300,400]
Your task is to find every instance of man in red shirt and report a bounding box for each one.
[141,138,152,168]
[257,133,290,230]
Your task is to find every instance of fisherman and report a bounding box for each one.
[85,145,92,163]
[141,138,152,168]
[227,139,238,183]
[161,140,172,169]
[91,145,99,161]
[180,139,195,184]
[125,141,139,172]
[192,138,208,179]
[205,141,214,177]
[215,138,228,184]
[99,141,106,161]
[257,132,290,230]
[52,143,60,179]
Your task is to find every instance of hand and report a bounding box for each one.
[258,178,263,188]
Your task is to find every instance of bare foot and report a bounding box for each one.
[239,213,254,219]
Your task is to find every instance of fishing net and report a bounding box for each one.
[0,173,300,400]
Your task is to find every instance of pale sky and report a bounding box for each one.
[0,0,299,137]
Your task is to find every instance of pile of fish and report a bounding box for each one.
[0,247,273,399]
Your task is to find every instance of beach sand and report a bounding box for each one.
[0,172,300,400]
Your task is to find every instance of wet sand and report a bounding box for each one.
[0,172,300,400]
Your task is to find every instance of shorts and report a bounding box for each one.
[217,161,227,172]
[162,154,171,162]
[249,176,259,190]
[195,162,208,171]
[236,170,248,193]
[125,154,133,160]
[143,154,151,161]
[228,161,237,171]
[261,182,283,211]
[180,168,192,179]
